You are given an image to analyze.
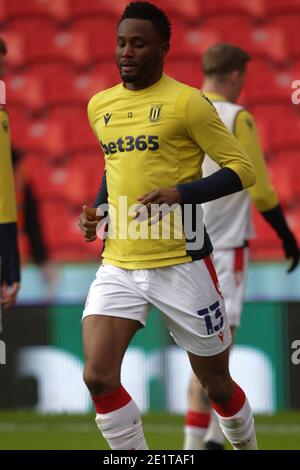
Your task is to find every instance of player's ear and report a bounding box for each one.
[160,42,170,59]
[229,70,240,84]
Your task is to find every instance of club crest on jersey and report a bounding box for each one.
[149,104,162,123]
[103,113,112,126]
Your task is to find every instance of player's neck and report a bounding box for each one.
[202,80,234,103]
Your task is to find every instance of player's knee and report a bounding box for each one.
[203,373,233,404]
[83,365,118,395]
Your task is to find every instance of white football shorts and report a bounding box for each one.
[212,247,249,328]
[82,257,231,357]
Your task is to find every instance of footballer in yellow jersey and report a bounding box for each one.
[80,2,257,451]
[87,74,255,269]
[0,37,20,315]
[184,43,299,452]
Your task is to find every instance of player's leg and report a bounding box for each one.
[149,256,256,450]
[203,327,236,450]
[183,326,236,450]
[184,248,248,450]
[82,264,151,450]
[188,346,257,450]
[83,315,148,450]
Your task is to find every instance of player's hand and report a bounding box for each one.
[0,282,20,309]
[79,206,103,242]
[134,188,182,222]
[282,231,300,273]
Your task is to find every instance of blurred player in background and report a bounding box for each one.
[0,37,20,326]
[13,148,59,299]
[79,2,258,450]
[183,43,300,451]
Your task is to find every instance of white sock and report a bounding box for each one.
[216,399,257,450]
[93,385,148,450]
[213,388,257,450]
[183,410,210,450]
[184,426,207,450]
[204,411,225,446]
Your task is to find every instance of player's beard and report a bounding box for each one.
[119,51,160,85]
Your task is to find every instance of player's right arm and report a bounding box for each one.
[235,110,299,272]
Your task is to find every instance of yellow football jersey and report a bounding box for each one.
[88,74,254,269]
[0,108,17,223]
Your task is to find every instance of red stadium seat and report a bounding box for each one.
[12,118,66,156]
[204,15,253,34]
[271,15,300,60]
[26,30,91,67]
[22,150,104,209]
[39,199,102,261]
[72,151,105,203]
[0,31,25,69]
[266,0,300,16]
[203,0,266,19]
[73,17,118,62]
[220,26,288,64]
[93,63,121,88]
[29,63,74,82]
[169,25,222,60]
[152,0,203,23]
[0,1,7,23]
[241,60,294,106]
[71,0,125,19]
[5,0,71,22]
[250,104,300,153]
[48,107,98,154]
[45,70,109,107]
[165,59,203,88]
[6,72,45,113]
[8,17,56,36]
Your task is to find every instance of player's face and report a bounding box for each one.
[116,18,169,90]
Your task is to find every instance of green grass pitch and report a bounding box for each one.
[0,411,299,450]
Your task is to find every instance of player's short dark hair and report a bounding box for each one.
[119,1,171,43]
[202,43,251,76]
[0,37,7,55]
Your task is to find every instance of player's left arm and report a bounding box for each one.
[235,110,299,272]
[138,92,256,211]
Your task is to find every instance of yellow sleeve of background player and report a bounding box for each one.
[87,95,97,134]
[184,91,255,189]
[234,110,278,211]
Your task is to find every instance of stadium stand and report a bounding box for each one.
[2,0,299,260]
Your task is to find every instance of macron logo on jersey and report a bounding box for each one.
[104,113,112,126]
